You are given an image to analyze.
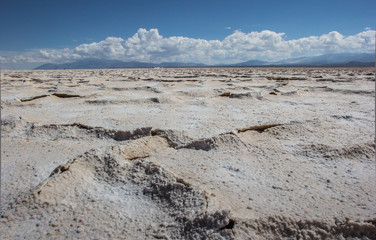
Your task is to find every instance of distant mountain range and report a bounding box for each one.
[272,53,375,66]
[224,53,375,67]
[35,53,375,70]
[35,59,206,70]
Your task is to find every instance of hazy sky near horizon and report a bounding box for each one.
[1,0,375,68]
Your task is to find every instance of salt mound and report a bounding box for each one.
[0,145,233,239]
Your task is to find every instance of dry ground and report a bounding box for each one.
[1,67,375,239]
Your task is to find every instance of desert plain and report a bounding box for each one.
[0,67,375,239]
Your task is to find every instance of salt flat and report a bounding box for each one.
[1,67,375,239]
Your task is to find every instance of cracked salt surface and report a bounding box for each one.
[1,67,375,239]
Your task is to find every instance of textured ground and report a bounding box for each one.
[1,67,375,239]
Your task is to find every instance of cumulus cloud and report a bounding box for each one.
[74,37,126,59]
[1,28,375,65]
[122,28,222,63]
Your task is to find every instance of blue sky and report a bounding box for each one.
[1,0,375,69]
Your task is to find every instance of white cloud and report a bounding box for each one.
[1,28,375,66]
[74,37,126,59]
